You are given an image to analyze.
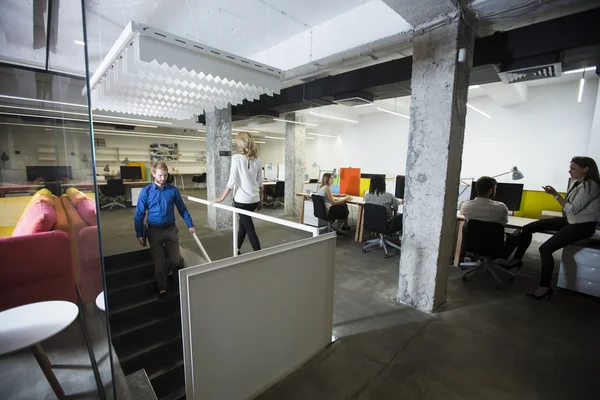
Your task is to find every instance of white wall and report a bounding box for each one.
[462,78,598,190]
[587,80,600,163]
[0,125,92,182]
[94,134,207,175]
[262,78,599,190]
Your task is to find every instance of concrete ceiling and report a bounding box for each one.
[381,0,457,26]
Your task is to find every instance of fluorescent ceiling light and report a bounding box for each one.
[377,107,409,119]
[563,66,596,75]
[0,106,162,128]
[74,40,86,46]
[197,129,206,132]
[0,122,87,131]
[308,132,339,139]
[578,77,585,103]
[469,85,481,89]
[466,103,492,119]
[306,137,315,140]
[232,128,260,133]
[265,136,285,140]
[272,118,318,127]
[95,129,205,141]
[0,94,87,108]
[255,140,266,144]
[309,111,358,124]
[353,103,373,108]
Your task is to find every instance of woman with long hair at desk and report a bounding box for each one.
[317,173,353,231]
[504,156,600,300]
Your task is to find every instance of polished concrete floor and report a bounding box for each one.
[96,188,600,400]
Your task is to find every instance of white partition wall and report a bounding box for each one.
[179,234,336,400]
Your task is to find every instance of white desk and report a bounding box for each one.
[454,214,600,267]
[0,301,79,399]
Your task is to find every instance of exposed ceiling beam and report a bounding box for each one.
[231,7,600,120]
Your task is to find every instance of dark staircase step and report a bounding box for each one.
[149,361,186,400]
[120,334,183,376]
[107,277,179,310]
[105,261,155,289]
[109,292,181,333]
[112,313,182,354]
[104,249,153,271]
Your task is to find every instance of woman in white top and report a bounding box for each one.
[212,132,263,253]
[317,173,353,230]
[505,156,600,300]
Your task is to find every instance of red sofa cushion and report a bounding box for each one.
[12,199,57,237]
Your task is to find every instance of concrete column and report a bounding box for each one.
[284,113,307,217]
[206,104,233,230]
[398,19,474,313]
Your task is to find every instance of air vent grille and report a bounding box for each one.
[498,63,562,84]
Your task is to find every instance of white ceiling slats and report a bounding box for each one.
[87,21,281,120]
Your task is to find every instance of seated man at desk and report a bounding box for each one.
[460,176,518,260]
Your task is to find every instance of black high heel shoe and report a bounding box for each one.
[525,287,553,301]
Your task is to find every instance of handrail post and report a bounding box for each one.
[232,210,238,257]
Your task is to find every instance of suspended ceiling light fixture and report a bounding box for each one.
[272,118,318,127]
[232,128,260,133]
[0,101,173,125]
[466,103,492,119]
[308,132,339,139]
[377,98,409,119]
[0,94,87,108]
[309,110,359,124]
[578,71,586,103]
[0,109,159,128]
[86,21,281,120]
[255,140,266,144]
[264,136,285,140]
[563,66,596,75]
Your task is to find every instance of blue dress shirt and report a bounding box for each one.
[134,183,194,238]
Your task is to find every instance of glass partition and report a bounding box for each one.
[0,1,114,399]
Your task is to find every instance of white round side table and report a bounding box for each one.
[0,301,79,399]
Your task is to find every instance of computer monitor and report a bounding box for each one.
[120,166,142,180]
[470,182,524,211]
[395,175,405,199]
[26,165,73,182]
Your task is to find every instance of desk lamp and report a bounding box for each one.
[103,165,110,173]
[459,166,524,200]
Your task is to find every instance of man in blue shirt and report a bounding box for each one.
[135,162,196,300]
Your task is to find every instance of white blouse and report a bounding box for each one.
[226,154,263,204]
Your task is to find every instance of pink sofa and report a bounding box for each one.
[0,196,76,311]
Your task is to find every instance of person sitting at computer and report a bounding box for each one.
[503,156,600,301]
[364,175,401,219]
[317,173,353,230]
[460,176,519,260]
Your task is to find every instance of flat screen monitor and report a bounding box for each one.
[120,166,142,180]
[470,182,524,211]
[395,175,405,199]
[26,165,73,182]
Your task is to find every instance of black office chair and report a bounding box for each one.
[100,179,126,210]
[267,181,285,208]
[312,194,342,235]
[309,179,318,183]
[459,219,519,289]
[192,173,207,189]
[362,204,402,258]
[166,174,175,184]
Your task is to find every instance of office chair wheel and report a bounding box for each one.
[384,254,389,259]
[557,287,564,292]
[462,275,468,282]
[509,276,516,283]
[362,249,367,254]
[495,283,504,290]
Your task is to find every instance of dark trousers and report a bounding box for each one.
[147,223,181,291]
[513,217,597,287]
[234,201,261,251]
[329,203,349,221]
